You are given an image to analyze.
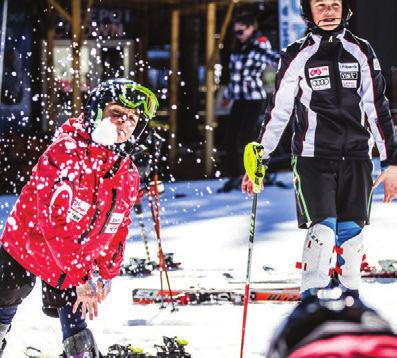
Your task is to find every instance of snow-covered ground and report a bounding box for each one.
[0,163,396,358]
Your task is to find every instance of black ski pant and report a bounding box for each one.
[224,99,266,177]
[0,246,86,340]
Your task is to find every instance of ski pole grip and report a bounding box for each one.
[243,142,266,194]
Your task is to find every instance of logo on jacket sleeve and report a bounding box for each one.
[310,78,331,91]
[309,66,329,78]
[104,213,124,234]
[373,58,381,71]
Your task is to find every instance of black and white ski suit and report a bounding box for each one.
[259,29,397,167]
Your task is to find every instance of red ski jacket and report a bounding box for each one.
[1,117,140,289]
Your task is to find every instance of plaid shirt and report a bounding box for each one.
[224,33,279,100]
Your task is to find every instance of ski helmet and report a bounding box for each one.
[85,78,159,147]
[266,289,394,358]
[300,0,352,32]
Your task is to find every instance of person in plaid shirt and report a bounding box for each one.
[219,12,279,192]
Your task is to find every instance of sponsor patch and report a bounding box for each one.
[309,66,329,78]
[68,198,90,222]
[104,213,124,234]
[339,62,359,72]
[373,58,381,71]
[310,77,331,91]
[341,72,358,80]
[342,80,357,88]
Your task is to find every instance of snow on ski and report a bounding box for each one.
[361,259,397,278]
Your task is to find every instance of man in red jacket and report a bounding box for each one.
[0,78,158,357]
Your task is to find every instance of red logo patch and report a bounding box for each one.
[310,68,322,77]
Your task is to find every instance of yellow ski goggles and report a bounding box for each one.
[118,83,159,120]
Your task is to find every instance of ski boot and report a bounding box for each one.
[106,343,149,357]
[0,323,10,358]
[121,258,153,277]
[152,253,181,271]
[155,337,191,358]
[0,339,6,358]
[63,328,100,358]
[164,253,181,270]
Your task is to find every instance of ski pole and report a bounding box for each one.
[147,193,165,308]
[148,176,176,311]
[154,173,176,311]
[134,200,152,263]
[240,142,266,358]
[147,130,176,311]
[240,193,258,358]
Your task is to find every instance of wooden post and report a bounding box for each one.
[47,3,56,131]
[80,0,94,45]
[169,9,180,168]
[48,0,71,23]
[71,0,82,116]
[208,0,235,70]
[205,3,216,177]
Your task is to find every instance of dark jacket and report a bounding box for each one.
[259,29,397,166]
[224,31,279,100]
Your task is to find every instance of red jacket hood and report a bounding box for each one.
[56,114,90,142]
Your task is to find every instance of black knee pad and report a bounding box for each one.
[41,281,77,318]
[0,248,36,306]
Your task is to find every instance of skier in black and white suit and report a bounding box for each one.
[243,0,397,300]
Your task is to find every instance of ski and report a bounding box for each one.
[24,346,53,358]
[361,259,397,278]
[132,287,300,305]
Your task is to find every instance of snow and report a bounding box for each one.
[0,163,396,357]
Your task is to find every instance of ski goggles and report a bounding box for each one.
[118,83,159,120]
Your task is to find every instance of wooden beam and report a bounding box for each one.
[169,9,180,168]
[46,3,56,131]
[207,0,235,69]
[48,0,71,23]
[205,3,216,177]
[71,0,82,115]
[79,0,94,45]
[178,3,207,15]
[82,0,94,29]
